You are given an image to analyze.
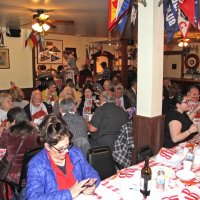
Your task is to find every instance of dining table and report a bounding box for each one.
[76,133,200,200]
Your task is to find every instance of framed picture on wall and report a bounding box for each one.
[0,48,10,69]
[37,39,63,64]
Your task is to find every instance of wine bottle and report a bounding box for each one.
[140,156,152,199]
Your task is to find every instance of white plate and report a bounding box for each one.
[151,166,175,179]
[176,170,195,180]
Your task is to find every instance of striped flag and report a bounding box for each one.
[108,0,118,32]
[163,0,179,43]
[25,31,38,48]
[85,47,90,67]
[178,9,191,38]
[179,0,197,25]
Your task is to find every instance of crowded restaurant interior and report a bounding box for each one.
[0,0,200,199]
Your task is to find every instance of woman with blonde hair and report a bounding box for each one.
[9,82,29,108]
[53,86,76,114]
[59,85,75,101]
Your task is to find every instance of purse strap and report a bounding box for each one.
[9,137,26,164]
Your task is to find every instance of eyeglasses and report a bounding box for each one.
[52,143,73,154]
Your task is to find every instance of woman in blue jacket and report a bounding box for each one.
[26,113,100,200]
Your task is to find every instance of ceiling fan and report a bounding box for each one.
[21,9,74,32]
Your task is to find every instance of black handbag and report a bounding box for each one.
[0,138,25,180]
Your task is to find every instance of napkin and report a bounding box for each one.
[0,148,6,161]
[155,148,181,167]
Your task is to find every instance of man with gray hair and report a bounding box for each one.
[59,98,91,155]
[88,91,128,153]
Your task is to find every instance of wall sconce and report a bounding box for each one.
[32,22,50,32]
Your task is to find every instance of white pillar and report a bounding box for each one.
[137,0,164,117]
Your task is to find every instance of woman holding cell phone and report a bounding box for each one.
[26,113,100,200]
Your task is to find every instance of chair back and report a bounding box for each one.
[87,146,117,180]
[136,145,153,164]
[18,146,43,191]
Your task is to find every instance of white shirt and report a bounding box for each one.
[30,103,47,125]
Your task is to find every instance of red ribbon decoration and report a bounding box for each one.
[162,195,179,200]
[182,188,200,200]
[119,168,135,178]
[159,148,174,160]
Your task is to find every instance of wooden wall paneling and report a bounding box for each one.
[132,115,165,164]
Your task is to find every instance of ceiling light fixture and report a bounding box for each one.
[178,38,189,48]
[32,22,50,32]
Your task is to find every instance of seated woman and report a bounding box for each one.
[77,84,99,120]
[26,113,100,199]
[0,107,38,183]
[53,85,76,114]
[0,93,13,135]
[164,93,198,148]
[9,81,29,108]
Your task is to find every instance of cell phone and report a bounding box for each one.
[83,179,97,187]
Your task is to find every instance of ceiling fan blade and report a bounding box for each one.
[20,22,32,27]
[45,21,56,29]
[49,19,74,24]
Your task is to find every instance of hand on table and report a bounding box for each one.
[82,178,97,195]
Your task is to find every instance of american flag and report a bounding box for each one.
[85,47,91,67]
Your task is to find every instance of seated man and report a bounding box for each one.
[114,83,131,110]
[59,98,91,155]
[88,91,128,153]
[125,79,137,108]
[42,81,58,107]
[24,90,49,126]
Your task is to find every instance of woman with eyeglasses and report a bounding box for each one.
[164,92,198,148]
[26,113,100,200]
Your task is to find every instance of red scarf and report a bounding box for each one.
[31,109,46,121]
[47,151,77,190]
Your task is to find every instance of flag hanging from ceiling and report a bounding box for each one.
[179,0,200,30]
[115,0,131,33]
[25,31,38,48]
[108,0,118,32]
[131,4,138,25]
[194,0,200,29]
[116,0,131,21]
[85,47,91,67]
[179,0,194,26]
[116,14,129,33]
[178,9,191,38]
[163,0,179,43]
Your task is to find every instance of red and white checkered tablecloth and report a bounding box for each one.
[76,134,200,200]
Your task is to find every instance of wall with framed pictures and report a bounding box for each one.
[37,39,63,64]
[0,48,10,69]
[164,43,200,79]
[0,29,33,90]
